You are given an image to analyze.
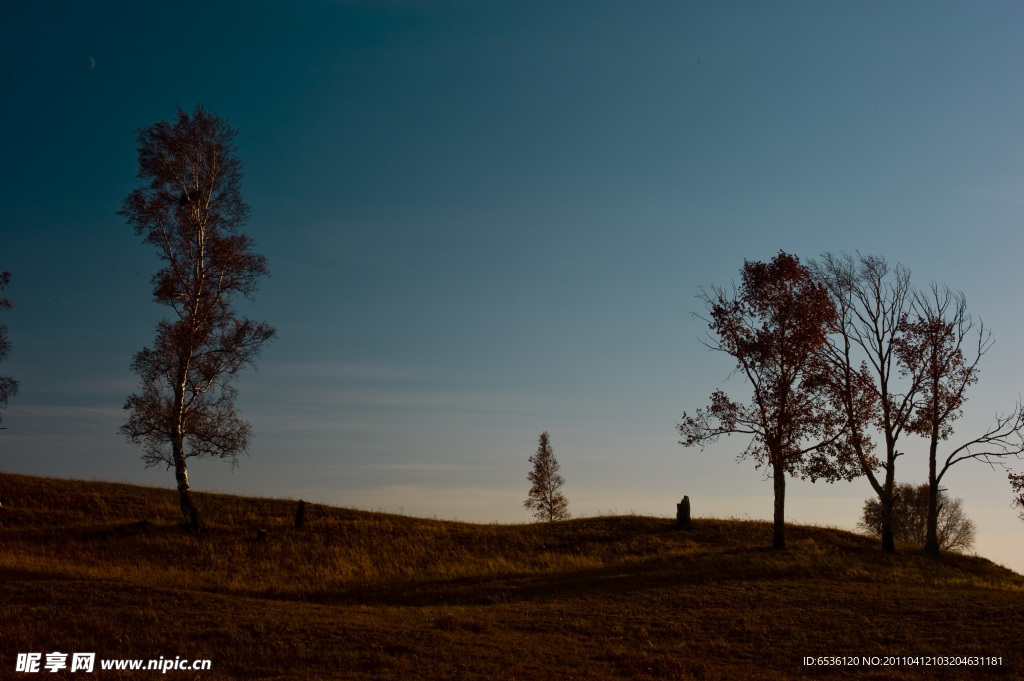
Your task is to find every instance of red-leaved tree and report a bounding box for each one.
[896,284,1024,555]
[679,252,856,550]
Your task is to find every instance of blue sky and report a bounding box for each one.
[2,1,1023,569]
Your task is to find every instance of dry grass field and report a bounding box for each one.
[1,471,1022,680]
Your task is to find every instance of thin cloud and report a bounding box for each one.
[264,362,437,381]
[5,404,124,419]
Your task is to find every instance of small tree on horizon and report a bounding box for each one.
[0,271,18,428]
[1009,471,1024,522]
[858,482,976,552]
[525,431,570,522]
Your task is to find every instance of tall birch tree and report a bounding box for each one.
[119,105,276,532]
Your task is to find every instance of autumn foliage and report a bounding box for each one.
[118,106,275,532]
[892,285,1024,555]
[679,252,855,549]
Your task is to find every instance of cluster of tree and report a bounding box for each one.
[679,251,1024,554]
[10,105,1024,546]
[16,103,578,535]
[858,482,975,552]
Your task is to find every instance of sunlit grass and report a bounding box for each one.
[2,471,1022,680]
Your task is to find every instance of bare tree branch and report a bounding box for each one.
[939,402,1024,478]
[811,252,917,553]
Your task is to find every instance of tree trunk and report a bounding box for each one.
[880,462,896,553]
[879,491,896,553]
[772,462,786,550]
[880,514,895,553]
[925,435,941,556]
[172,438,202,533]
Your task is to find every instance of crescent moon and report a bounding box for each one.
[89,57,95,70]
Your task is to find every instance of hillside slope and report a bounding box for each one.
[1,472,1021,680]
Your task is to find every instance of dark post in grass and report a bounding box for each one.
[295,500,306,528]
[676,496,692,530]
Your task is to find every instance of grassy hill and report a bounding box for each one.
[1,471,1021,680]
